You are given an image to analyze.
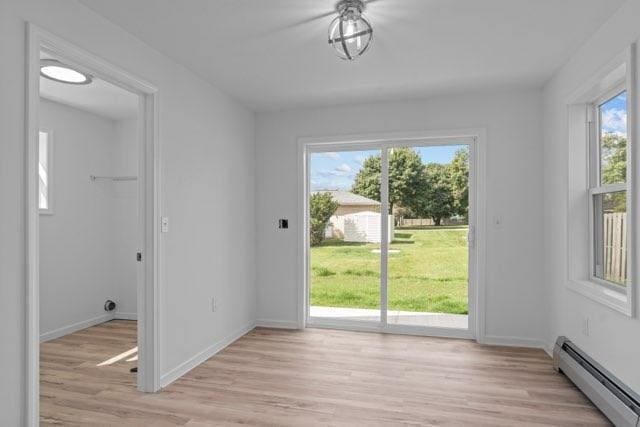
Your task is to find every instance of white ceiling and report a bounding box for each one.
[80,0,625,112]
[40,53,138,120]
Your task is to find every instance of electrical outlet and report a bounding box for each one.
[582,317,590,336]
[210,297,218,312]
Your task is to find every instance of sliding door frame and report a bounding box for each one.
[297,129,487,341]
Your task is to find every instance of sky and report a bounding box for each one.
[600,91,627,136]
[310,145,467,191]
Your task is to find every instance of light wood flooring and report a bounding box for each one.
[40,320,610,426]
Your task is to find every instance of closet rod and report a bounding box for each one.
[89,175,138,182]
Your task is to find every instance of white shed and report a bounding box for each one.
[333,211,394,243]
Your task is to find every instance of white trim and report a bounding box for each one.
[296,139,308,329]
[566,43,636,318]
[115,312,138,321]
[567,279,632,316]
[566,49,628,105]
[481,335,548,350]
[37,130,54,215]
[298,128,487,342]
[25,26,40,427]
[255,319,300,329]
[594,83,627,110]
[380,148,389,326]
[543,342,555,358]
[159,323,255,388]
[589,183,627,195]
[307,320,475,339]
[137,67,162,394]
[26,24,161,426]
[307,320,382,333]
[469,135,486,343]
[588,275,628,295]
[626,41,638,318]
[306,323,542,350]
[39,313,114,342]
[298,128,485,146]
[587,83,629,292]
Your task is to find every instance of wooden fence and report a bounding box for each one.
[603,212,628,285]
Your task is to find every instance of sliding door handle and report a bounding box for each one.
[467,226,475,249]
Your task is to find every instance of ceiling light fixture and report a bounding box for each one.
[328,0,373,61]
[40,59,92,85]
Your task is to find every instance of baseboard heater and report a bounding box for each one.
[553,337,640,426]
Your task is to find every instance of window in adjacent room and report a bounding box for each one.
[588,88,629,290]
[38,131,53,214]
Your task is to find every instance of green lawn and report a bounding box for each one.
[310,227,469,314]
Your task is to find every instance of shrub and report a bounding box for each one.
[309,192,339,246]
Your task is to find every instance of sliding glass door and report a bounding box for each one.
[386,144,470,330]
[306,138,475,336]
[308,148,382,324]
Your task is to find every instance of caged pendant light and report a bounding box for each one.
[328,0,373,61]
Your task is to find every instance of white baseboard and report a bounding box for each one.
[40,313,114,342]
[160,322,255,388]
[480,335,548,351]
[543,340,556,358]
[115,312,137,320]
[255,319,300,329]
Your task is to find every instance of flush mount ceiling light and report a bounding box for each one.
[328,0,373,61]
[40,59,92,85]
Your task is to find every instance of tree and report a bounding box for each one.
[414,163,454,226]
[309,192,339,246]
[601,133,627,185]
[351,155,381,203]
[351,148,426,214]
[449,147,469,218]
[350,147,469,225]
[601,133,627,211]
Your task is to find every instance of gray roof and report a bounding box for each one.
[312,190,380,206]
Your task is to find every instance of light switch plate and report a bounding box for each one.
[161,216,169,233]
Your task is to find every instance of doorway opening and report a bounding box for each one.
[301,132,484,339]
[38,45,142,408]
[26,25,159,426]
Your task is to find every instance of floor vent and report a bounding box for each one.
[553,336,640,426]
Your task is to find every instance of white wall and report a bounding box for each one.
[112,118,138,318]
[38,98,129,339]
[542,0,640,392]
[39,99,139,339]
[0,1,256,424]
[255,89,546,344]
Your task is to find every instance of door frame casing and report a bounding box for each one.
[25,24,161,426]
[297,128,487,341]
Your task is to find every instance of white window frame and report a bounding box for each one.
[38,130,54,215]
[587,85,629,291]
[566,44,636,317]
